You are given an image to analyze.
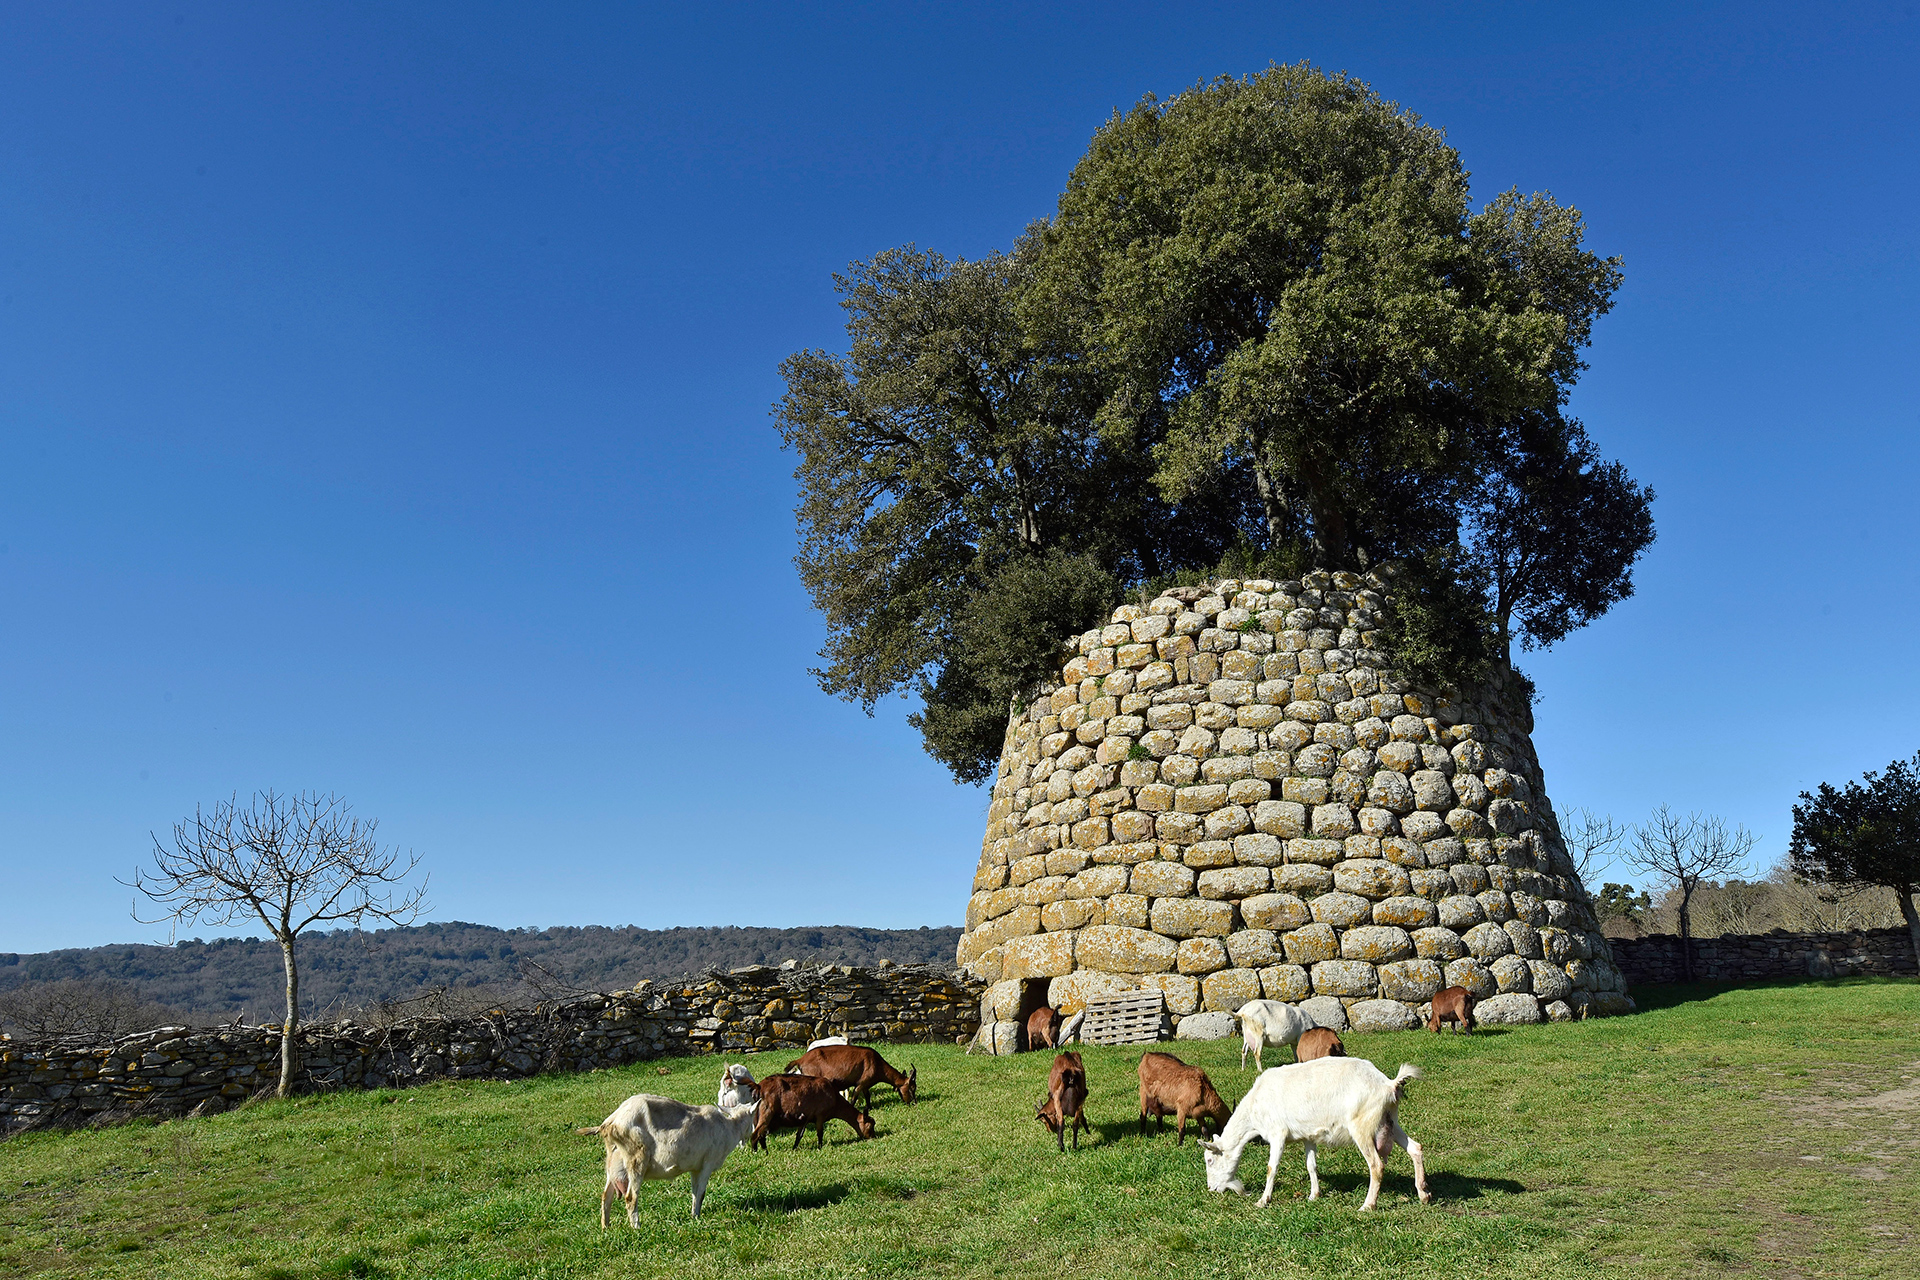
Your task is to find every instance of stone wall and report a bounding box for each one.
[960,572,1633,1045]
[0,962,980,1132]
[1611,927,1917,987]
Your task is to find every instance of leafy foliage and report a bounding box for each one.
[777,63,1655,780]
[1790,752,1920,964]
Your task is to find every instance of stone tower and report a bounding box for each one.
[958,570,1632,1046]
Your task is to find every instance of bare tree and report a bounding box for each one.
[1626,807,1758,982]
[1561,808,1629,892]
[0,979,184,1040]
[123,791,428,1097]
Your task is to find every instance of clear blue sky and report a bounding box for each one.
[3,3,1916,953]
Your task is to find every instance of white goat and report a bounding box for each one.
[1233,999,1315,1070]
[1200,1058,1431,1211]
[577,1094,758,1224]
[717,1063,759,1109]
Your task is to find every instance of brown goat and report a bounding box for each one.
[784,1043,918,1109]
[1428,986,1477,1034]
[749,1074,876,1150]
[1136,1052,1230,1144]
[1026,1005,1064,1051]
[1296,1026,1346,1061]
[1035,1051,1090,1151]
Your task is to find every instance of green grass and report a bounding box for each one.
[3,978,1916,1278]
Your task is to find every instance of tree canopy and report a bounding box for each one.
[1790,752,1920,969]
[776,64,1655,783]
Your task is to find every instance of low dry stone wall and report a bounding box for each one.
[961,572,1634,1047]
[0,962,980,1132]
[1611,927,1918,987]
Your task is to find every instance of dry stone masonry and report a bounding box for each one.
[959,571,1633,1045]
[0,962,980,1132]
[1611,926,1918,986]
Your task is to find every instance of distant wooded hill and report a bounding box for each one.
[0,922,963,1023]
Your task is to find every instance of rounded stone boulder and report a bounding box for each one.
[1348,999,1422,1032]
[1151,897,1235,938]
[1298,995,1348,1030]
[1174,1011,1238,1041]
[1310,959,1379,998]
[1339,925,1415,963]
[1201,968,1262,1011]
[1378,958,1445,1002]
[1475,993,1543,1025]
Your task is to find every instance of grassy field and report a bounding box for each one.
[3,977,1916,1279]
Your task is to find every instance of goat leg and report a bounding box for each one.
[1258,1135,1285,1208]
[1304,1142,1320,1200]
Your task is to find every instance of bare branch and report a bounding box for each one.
[119,790,429,1097]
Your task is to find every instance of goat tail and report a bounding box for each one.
[575,1124,604,1136]
[1389,1063,1422,1101]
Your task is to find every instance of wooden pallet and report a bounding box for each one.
[1080,990,1167,1045]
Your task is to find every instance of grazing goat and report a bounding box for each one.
[749,1073,876,1150]
[1234,999,1315,1070]
[1059,1010,1086,1045]
[577,1094,758,1225]
[1026,1005,1064,1051]
[717,1063,759,1109]
[784,1044,917,1109]
[1035,1051,1090,1151]
[1296,1027,1346,1062]
[1200,1058,1432,1211]
[1427,986,1476,1034]
[1136,1051,1230,1144]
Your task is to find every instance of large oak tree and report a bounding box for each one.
[777,64,1655,782]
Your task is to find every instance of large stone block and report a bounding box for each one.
[984,979,1023,1022]
[1310,959,1379,998]
[1282,922,1339,965]
[1348,999,1421,1032]
[1259,964,1311,1002]
[1176,937,1230,974]
[1374,896,1439,929]
[1309,891,1373,927]
[1437,895,1486,930]
[1411,926,1467,961]
[1225,929,1280,968]
[1233,833,1286,866]
[1132,860,1195,898]
[1298,995,1349,1030]
[1444,957,1497,999]
[1239,892,1309,931]
[1001,931,1076,980]
[1528,959,1573,1002]
[1104,894,1149,929]
[1341,925,1415,963]
[1201,968,1263,1011]
[1069,865,1130,898]
[956,905,1041,966]
[1150,897,1235,938]
[1463,921,1516,959]
[1491,954,1533,993]
[1253,800,1307,838]
[1174,1011,1238,1040]
[1274,864,1334,896]
[1041,898,1100,932]
[1378,958,1445,1002]
[1475,993,1542,1025]
[1075,925,1177,974]
[1334,859,1410,900]
[1198,866,1270,900]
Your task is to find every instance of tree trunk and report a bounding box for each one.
[1293,454,1350,569]
[1677,889,1695,983]
[278,938,300,1098]
[1248,448,1287,550]
[1898,883,1920,977]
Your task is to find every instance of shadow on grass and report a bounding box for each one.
[731,1183,850,1213]
[1629,974,1913,1014]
